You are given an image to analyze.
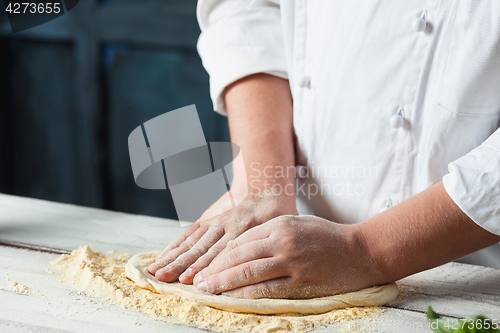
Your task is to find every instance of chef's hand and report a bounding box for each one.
[191,182,500,299]
[148,188,298,284]
[192,215,378,299]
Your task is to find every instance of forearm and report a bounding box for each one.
[225,73,296,207]
[151,75,296,283]
[358,181,500,284]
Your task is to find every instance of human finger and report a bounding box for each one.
[221,276,295,299]
[178,233,233,284]
[199,237,274,279]
[155,226,224,282]
[148,226,207,274]
[194,257,286,295]
[207,222,273,266]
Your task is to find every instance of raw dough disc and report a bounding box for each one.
[125,252,399,315]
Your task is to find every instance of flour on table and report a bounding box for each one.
[7,279,31,295]
[52,246,390,333]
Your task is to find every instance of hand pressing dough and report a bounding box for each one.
[125,252,399,315]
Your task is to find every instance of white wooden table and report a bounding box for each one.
[0,194,499,332]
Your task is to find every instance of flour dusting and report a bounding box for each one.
[8,279,31,295]
[51,246,384,332]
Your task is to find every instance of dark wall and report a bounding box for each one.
[0,0,229,219]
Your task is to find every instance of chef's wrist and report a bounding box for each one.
[248,176,296,207]
[351,220,397,287]
[230,164,295,203]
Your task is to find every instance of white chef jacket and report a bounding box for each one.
[196,0,500,264]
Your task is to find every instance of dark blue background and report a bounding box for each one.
[0,0,230,220]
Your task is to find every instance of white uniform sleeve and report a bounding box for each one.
[443,128,500,236]
[196,0,288,115]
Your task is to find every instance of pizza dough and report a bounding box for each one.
[125,252,399,315]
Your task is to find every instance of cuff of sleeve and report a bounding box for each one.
[443,138,500,237]
[197,7,288,116]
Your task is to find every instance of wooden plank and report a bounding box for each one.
[0,246,202,333]
[279,307,432,333]
[393,262,500,319]
[0,193,184,255]
[337,307,430,333]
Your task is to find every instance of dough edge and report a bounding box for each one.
[125,252,398,315]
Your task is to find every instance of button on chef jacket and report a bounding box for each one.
[196,0,500,264]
